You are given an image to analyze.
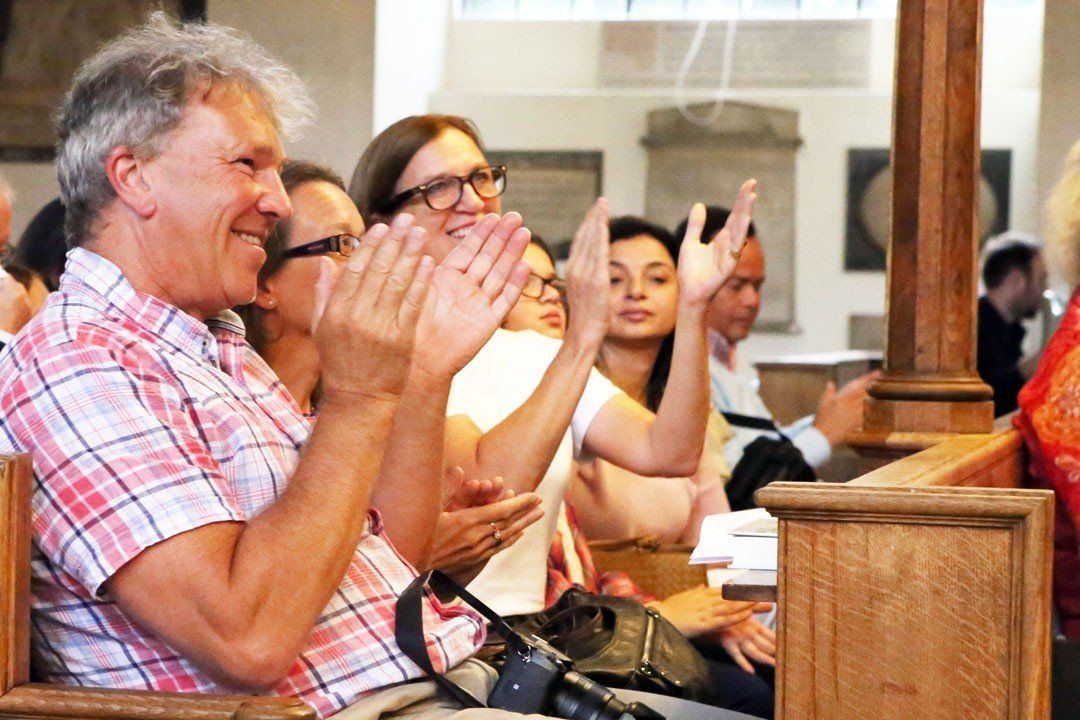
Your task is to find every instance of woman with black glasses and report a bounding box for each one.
[348,115,759,625]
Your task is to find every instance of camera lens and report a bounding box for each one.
[551,671,634,720]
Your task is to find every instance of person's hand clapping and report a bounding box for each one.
[410,213,532,380]
[430,467,544,573]
[676,180,758,310]
[311,214,433,405]
[563,199,612,352]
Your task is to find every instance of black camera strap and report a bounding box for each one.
[395,569,520,710]
[720,410,787,437]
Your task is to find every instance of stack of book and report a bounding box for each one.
[690,507,778,571]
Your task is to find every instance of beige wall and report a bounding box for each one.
[1036,0,1080,266]
[208,0,377,182]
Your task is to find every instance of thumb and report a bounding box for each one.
[311,257,336,334]
[819,380,837,405]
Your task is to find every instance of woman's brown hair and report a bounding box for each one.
[348,114,484,224]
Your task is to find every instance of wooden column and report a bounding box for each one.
[859,0,994,447]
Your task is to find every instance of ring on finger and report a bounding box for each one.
[490,522,503,545]
[729,247,742,261]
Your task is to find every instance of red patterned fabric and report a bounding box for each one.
[546,504,655,608]
[1016,287,1080,638]
[0,248,484,718]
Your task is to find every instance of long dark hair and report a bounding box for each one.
[234,159,346,356]
[348,114,485,224]
[606,216,681,412]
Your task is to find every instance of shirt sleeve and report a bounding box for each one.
[10,339,244,597]
[784,415,832,468]
[570,367,622,459]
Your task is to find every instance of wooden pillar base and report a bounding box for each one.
[863,396,994,435]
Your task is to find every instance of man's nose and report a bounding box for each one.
[259,170,292,221]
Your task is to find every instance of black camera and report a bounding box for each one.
[488,633,663,720]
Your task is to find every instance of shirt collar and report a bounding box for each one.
[60,248,245,364]
[707,329,737,371]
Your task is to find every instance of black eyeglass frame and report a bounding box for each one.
[280,234,360,260]
[381,165,508,214]
[521,273,566,300]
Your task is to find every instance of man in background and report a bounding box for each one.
[678,207,873,472]
[978,232,1048,416]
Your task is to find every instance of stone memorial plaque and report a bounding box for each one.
[0,0,199,160]
[642,101,801,332]
[486,150,603,261]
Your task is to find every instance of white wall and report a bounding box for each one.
[427,7,1045,357]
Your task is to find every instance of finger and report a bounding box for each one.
[358,214,415,300]
[723,641,755,674]
[820,381,837,403]
[466,212,523,287]
[441,213,502,272]
[375,226,426,313]
[716,608,755,627]
[501,505,545,540]
[725,179,758,255]
[334,223,388,302]
[480,225,531,301]
[489,259,532,320]
[473,492,541,522]
[755,631,777,657]
[744,642,776,667]
[397,255,434,329]
[310,257,337,334]
[681,202,707,245]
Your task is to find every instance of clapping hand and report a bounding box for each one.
[311,215,433,403]
[563,199,612,352]
[677,179,758,309]
[410,213,532,380]
[430,467,544,575]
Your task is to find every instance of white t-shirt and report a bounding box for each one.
[447,328,621,616]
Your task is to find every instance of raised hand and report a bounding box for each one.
[563,198,612,351]
[312,214,434,403]
[410,213,532,380]
[677,179,758,308]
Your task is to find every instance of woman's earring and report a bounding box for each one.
[266,298,276,308]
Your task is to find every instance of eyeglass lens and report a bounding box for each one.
[424,167,505,211]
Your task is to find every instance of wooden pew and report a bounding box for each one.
[750,430,1052,719]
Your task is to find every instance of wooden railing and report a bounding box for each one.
[756,430,1052,719]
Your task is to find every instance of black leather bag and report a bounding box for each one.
[723,412,816,511]
[508,587,713,703]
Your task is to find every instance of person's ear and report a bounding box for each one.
[253,283,278,311]
[104,146,156,219]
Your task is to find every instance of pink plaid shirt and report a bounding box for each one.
[0,248,484,718]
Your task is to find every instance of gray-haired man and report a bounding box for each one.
[0,13,534,719]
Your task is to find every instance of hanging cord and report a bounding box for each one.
[674,17,739,128]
